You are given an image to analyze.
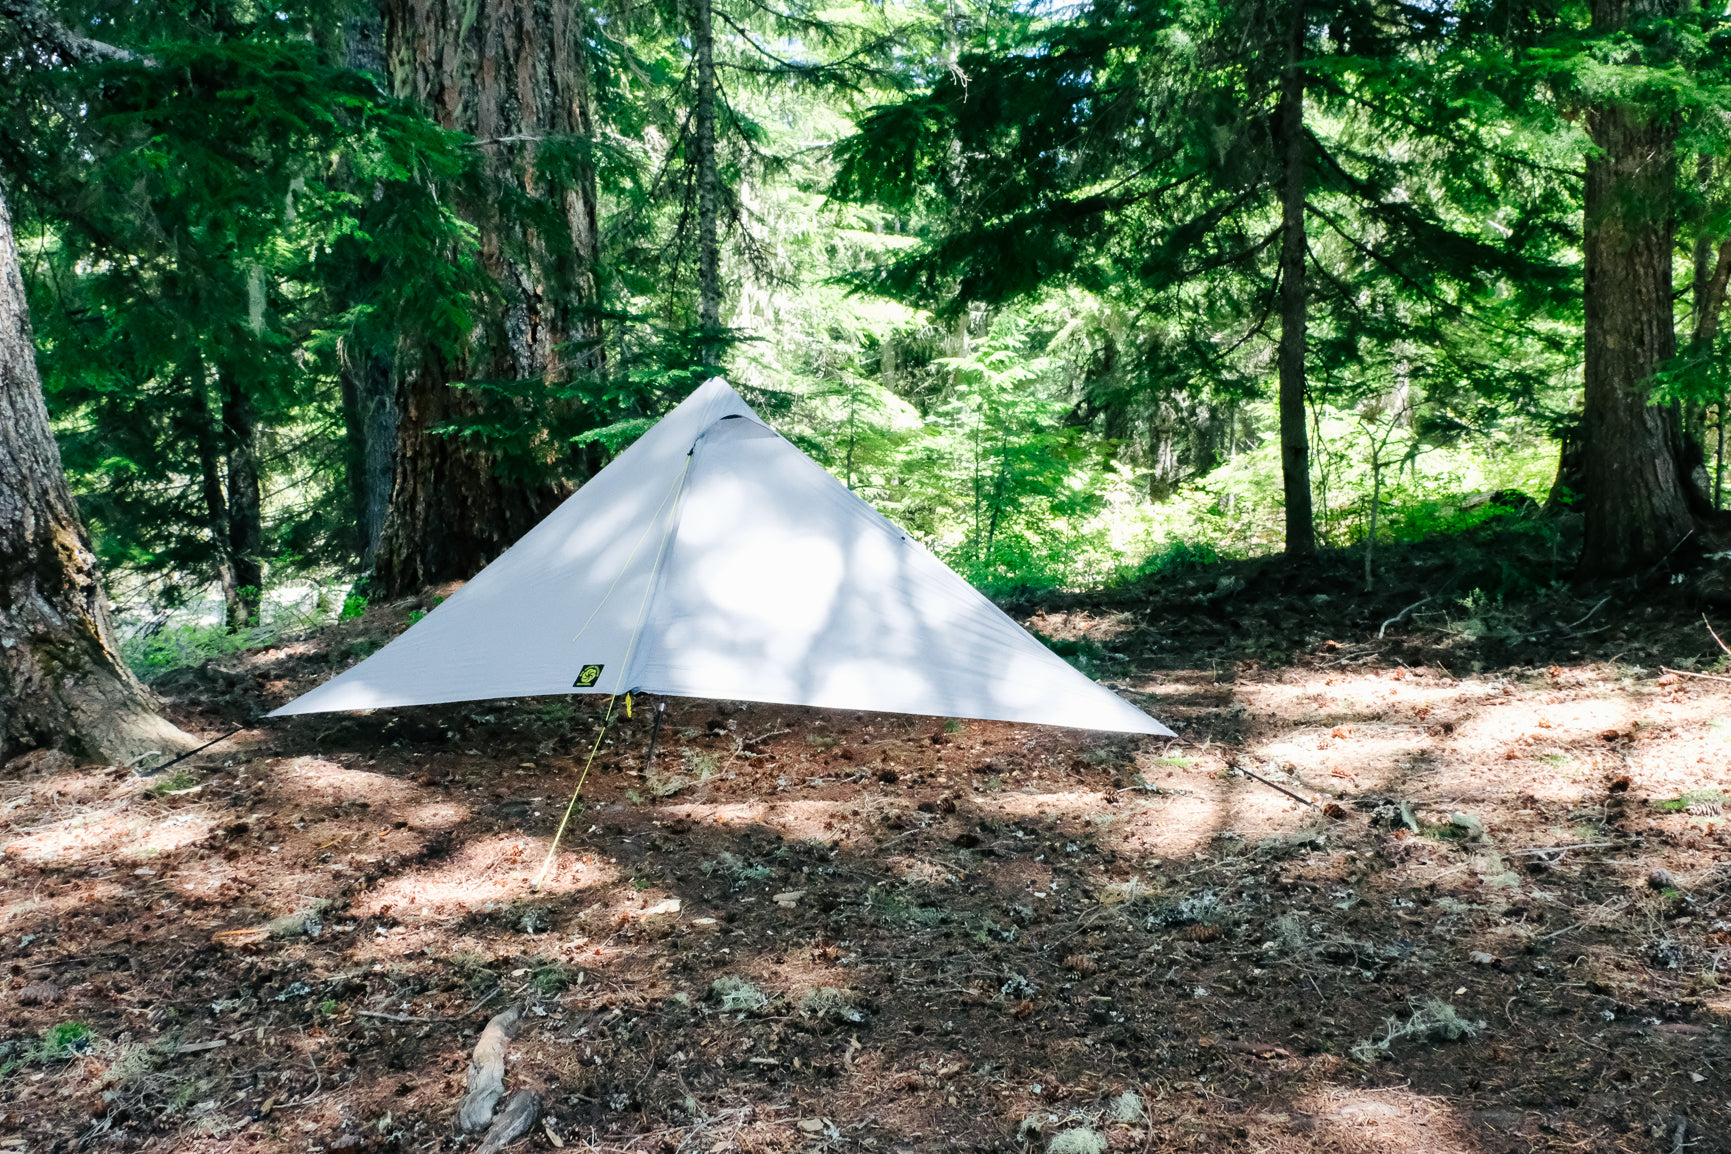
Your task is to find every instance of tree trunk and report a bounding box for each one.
[1275,6,1316,555]
[334,0,398,574]
[0,186,192,766]
[340,347,397,570]
[376,0,602,596]
[190,376,242,624]
[692,0,722,366]
[1692,235,1731,349]
[1577,0,1692,575]
[221,367,263,626]
[375,353,562,590]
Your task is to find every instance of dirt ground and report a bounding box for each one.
[3,551,1730,1154]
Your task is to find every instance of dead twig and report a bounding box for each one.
[1234,766,1317,809]
[461,986,503,1019]
[1704,615,1731,656]
[1512,843,1615,856]
[1378,595,1432,639]
[356,1009,445,1023]
[278,1029,325,1110]
[1560,596,1612,633]
[1661,666,1731,686]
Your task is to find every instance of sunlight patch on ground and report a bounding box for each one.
[1109,792,1228,857]
[2,802,217,867]
[1297,1085,1482,1152]
[351,834,619,919]
[270,756,421,807]
[661,799,840,841]
[401,802,470,830]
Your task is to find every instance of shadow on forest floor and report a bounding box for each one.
[2,534,1730,1153]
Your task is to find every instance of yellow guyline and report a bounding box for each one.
[533,453,694,891]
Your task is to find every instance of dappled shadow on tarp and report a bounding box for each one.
[271,379,1166,737]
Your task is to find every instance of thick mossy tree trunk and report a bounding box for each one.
[0,186,192,766]
[1275,5,1316,556]
[375,0,602,595]
[1577,0,1693,575]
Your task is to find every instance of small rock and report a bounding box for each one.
[1467,951,1498,966]
[797,1119,827,1134]
[1447,812,1486,841]
[772,890,805,908]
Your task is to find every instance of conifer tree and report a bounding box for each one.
[831,0,1560,556]
[373,0,607,594]
[0,4,193,763]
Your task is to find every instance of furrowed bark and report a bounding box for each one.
[339,347,397,570]
[693,0,722,367]
[1577,0,1692,575]
[0,185,192,766]
[190,376,242,627]
[376,0,603,596]
[337,0,398,573]
[1275,4,1315,556]
[222,367,263,627]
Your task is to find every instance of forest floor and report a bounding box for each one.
[3,529,1730,1154]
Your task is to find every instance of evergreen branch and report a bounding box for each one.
[1215,265,1283,359]
[0,0,137,63]
[1317,73,1580,179]
[1172,224,1281,281]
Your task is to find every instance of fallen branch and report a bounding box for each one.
[1661,666,1731,686]
[458,1005,521,1131]
[477,1090,543,1154]
[1512,843,1614,856]
[356,1009,444,1023]
[173,1039,227,1054]
[1378,595,1432,640]
[1560,596,1612,633]
[1703,615,1731,657]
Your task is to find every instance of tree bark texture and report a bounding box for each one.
[336,0,399,572]
[0,186,191,766]
[692,0,722,365]
[189,377,243,627]
[221,368,263,626]
[339,347,398,569]
[1577,0,1692,575]
[1275,8,1316,556]
[376,0,602,595]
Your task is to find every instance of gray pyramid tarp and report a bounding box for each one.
[271,378,1171,735]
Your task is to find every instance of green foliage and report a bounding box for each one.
[122,594,335,680]
[152,770,197,794]
[45,1021,94,1056]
